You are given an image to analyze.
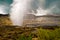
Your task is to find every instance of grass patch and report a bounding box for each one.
[37,28,60,40]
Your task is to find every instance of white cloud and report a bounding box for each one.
[0,3,10,14]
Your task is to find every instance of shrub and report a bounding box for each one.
[17,34,32,40]
[37,28,60,40]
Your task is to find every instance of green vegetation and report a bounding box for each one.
[17,34,32,40]
[37,28,60,40]
[0,26,60,40]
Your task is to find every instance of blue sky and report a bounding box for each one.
[0,0,60,15]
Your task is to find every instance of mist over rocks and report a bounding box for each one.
[23,15,60,27]
[9,0,60,26]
